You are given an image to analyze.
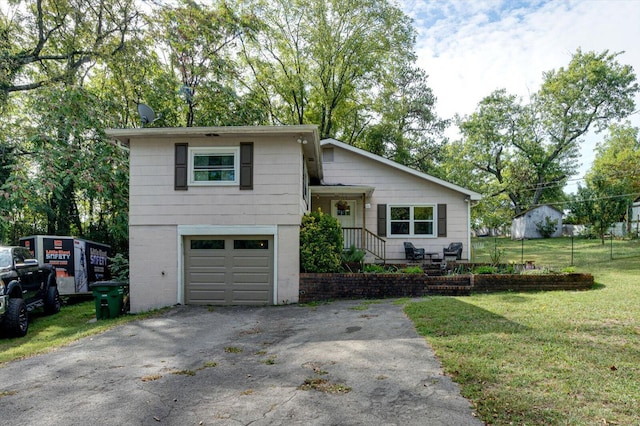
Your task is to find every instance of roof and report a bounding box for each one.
[320,138,482,201]
[106,125,323,182]
[513,204,564,219]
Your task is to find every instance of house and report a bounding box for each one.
[511,204,563,239]
[107,126,481,312]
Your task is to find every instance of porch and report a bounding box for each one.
[310,185,386,261]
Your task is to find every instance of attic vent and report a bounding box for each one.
[323,148,334,162]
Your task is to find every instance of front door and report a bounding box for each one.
[332,199,356,228]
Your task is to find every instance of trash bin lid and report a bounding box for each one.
[90,281,128,289]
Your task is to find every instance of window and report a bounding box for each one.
[389,205,435,236]
[189,147,239,185]
[234,240,269,249]
[190,240,225,250]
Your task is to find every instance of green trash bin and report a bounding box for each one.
[90,281,129,320]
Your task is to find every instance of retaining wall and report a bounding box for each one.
[299,272,594,303]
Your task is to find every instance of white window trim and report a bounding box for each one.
[388,204,437,238]
[188,146,240,186]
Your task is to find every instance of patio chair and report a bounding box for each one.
[443,242,463,260]
[404,242,425,260]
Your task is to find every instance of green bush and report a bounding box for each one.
[300,209,343,273]
[399,265,423,274]
[473,265,498,274]
[363,263,386,273]
[342,244,365,263]
[109,253,129,282]
[535,216,559,238]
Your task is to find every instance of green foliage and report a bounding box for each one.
[399,265,423,274]
[569,179,630,244]
[473,265,497,274]
[535,216,559,238]
[300,209,343,273]
[457,49,639,218]
[489,245,504,266]
[241,0,421,142]
[363,263,386,273]
[109,253,130,283]
[342,245,365,263]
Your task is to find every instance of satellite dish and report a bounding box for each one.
[137,103,156,127]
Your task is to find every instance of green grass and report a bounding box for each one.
[405,237,640,425]
[0,300,166,365]
[471,235,640,268]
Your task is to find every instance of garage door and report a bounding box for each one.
[184,236,273,305]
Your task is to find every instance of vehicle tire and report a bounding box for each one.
[44,285,61,315]
[4,298,28,337]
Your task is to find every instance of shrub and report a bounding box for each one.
[363,263,386,273]
[109,253,129,282]
[535,216,559,238]
[342,244,365,263]
[300,209,343,273]
[399,266,423,274]
[473,265,497,274]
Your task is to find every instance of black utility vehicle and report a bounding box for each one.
[0,246,61,337]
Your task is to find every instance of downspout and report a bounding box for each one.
[362,193,366,250]
[466,197,472,262]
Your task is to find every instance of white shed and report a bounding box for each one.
[511,205,563,239]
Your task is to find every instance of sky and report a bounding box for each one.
[398,0,640,193]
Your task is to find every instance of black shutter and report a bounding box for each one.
[437,204,447,237]
[377,204,387,237]
[240,142,253,190]
[175,143,188,190]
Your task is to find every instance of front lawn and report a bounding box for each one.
[405,238,639,425]
[0,300,163,364]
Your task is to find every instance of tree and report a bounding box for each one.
[358,66,449,174]
[150,0,261,127]
[240,0,418,141]
[458,49,639,217]
[569,179,630,244]
[0,0,141,105]
[589,123,640,197]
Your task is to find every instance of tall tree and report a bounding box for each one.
[458,49,639,216]
[150,0,260,127]
[0,0,140,105]
[588,122,640,197]
[358,66,449,173]
[240,0,417,141]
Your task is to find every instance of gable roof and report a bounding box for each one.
[321,138,482,201]
[513,204,564,219]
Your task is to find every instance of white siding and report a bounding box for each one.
[129,135,304,227]
[511,205,563,239]
[129,225,178,313]
[128,133,307,312]
[322,147,472,260]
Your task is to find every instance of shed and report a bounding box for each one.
[511,205,563,239]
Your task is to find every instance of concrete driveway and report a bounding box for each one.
[0,299,482,425]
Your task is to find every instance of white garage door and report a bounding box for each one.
[184,236,273,305]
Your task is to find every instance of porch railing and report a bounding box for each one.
[342,227,386,262]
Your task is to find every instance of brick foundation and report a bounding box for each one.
[298,272,594,303]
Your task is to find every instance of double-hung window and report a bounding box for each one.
[189,147,239,186]
[389,205,435,236]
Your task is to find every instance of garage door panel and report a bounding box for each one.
[189,256,226,268]
[231,290,270,302]
[232,273,271,284]
[232,257,269,268]
[188,272,226,282]
[185,236,273,305]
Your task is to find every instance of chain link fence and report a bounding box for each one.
[471,236,640,269]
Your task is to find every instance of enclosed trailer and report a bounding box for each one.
[20,235,111,295]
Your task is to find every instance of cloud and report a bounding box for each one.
[400,0,640,191]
